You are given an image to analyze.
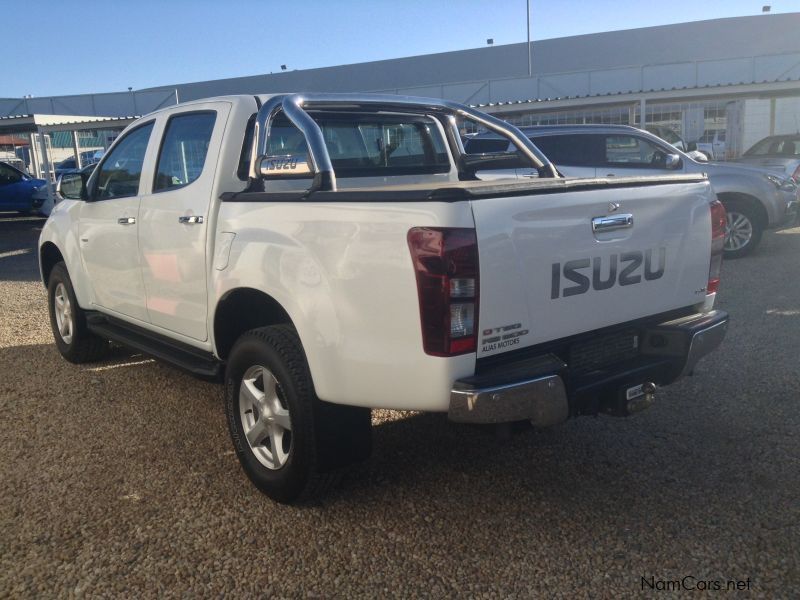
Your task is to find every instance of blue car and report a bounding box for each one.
[0,161,47,214]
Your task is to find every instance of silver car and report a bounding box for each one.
[733,134,800,184]
[465,125,799,258]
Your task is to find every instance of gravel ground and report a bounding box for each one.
[1,213,798,598]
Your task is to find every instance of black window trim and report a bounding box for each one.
[89,119,156,202]
[237,113,258,181]
[152,109,218,195]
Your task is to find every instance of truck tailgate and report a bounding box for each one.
[471,176,714,357]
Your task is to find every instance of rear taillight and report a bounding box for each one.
[708,200,726,294]
[792,164,800,184]
[407,227,479,356]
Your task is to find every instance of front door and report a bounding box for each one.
[137,104,227,341]
[79,121,155,322]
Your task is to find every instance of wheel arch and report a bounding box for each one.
[39,242,65,287]
[716,192,769,229]
[213,287,295,361]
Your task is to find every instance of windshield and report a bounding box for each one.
[744,136,800,157]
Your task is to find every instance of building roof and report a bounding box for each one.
[0,114,137,134]
[140,14,800,101]
[2,13,799,118]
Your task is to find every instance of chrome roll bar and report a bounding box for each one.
[249,93,558,192]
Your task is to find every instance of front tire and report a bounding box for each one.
[225,325,371,504]
[47,262,108,363]
[722,199,763,259]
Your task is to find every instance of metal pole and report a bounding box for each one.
[72,130,82,169]
[37,132,55,206]
[28,133,40,177]
[526,0,532,77]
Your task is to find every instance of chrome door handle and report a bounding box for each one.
[118,217,136,225]
[179,215,204,225]
[592,214,633,233]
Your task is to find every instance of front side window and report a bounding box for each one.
[154,112,216,192]
[0,163,23,185]
[264,113,450,177]
[604,135,669,168]
[93,122,154,200]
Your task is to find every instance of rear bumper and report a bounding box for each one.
[448,310,728,424]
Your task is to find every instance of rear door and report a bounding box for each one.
[471,178,713,358]
[137,102,229,341]
[520,134,600,179]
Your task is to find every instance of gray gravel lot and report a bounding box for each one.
[1,213,798,597]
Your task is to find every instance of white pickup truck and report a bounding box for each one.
[39,94,728,503]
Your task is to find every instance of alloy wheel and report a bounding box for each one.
[724,211,753,252]
[53,283,74,344]
[238,365,293,470]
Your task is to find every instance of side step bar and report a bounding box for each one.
[86,313,224,380]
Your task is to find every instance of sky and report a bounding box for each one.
[3,0,798,98]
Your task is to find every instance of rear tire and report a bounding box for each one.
[224,325,371,504]
[721,199,763,259]
[47,262,108,363]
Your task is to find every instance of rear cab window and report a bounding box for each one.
[257,112,451,178]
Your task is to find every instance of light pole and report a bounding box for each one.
[527,0,532,77]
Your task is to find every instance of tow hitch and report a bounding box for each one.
[603,382,656,416]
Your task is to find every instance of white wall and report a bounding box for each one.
[742,99,773,152]
[775,97,800,135]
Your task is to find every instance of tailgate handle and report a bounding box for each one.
[592,214,633,233]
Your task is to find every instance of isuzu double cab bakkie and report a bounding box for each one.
[39,94,728,503]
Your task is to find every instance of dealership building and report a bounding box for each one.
[2,13,799,174]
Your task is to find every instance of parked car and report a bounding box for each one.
[54,151,103,177]
[734,134,800,183]
[465,124,799,257]
[0,160,47,214]
[39,93,727,503]
[33,163,97,217]
[696,129,727,161]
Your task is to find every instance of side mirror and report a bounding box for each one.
[58,173,86,200]
[665,154,682,170]
[688,150,708,163]
[259,153,315,180]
